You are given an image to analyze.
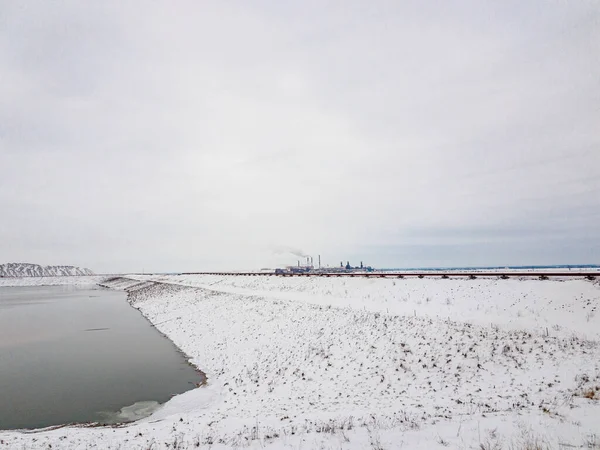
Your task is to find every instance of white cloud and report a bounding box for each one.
[1,0,598,272]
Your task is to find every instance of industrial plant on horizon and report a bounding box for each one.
[274,256,374,274]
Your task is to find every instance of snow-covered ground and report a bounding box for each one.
[0,275,104,288]
[1,275,599,449]
[128,274,600,340]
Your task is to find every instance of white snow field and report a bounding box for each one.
[1,275,599,449]
[0,275,104,288]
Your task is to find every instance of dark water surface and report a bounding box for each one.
[0,285,202,430]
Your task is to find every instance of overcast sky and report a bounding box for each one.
[1,1,599,273]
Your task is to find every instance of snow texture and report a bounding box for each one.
[0,275,103,288]
[0,263,94,278]
[0,274,598,449]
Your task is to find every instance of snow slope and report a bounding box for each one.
[1,275,598,449]
[0,263,94,278]
[131,274,600,340]
[0,275,103,288]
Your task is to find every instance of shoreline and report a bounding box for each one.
[100,278,209,388]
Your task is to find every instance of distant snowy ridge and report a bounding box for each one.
[0,263,94,277]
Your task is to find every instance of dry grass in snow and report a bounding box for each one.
[0,275,598,449]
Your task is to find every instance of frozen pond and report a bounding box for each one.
[0,285,204,430]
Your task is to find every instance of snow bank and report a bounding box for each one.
[0,275,105,288]
[131,274,600,340]
[1,275,598,449]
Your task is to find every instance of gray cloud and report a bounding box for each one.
[1,0,598,272]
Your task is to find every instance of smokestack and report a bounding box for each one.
[318,255,321,269]
[298,260,300,267]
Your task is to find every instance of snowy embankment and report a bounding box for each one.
[134,274,600,341]
[0,275,105,288]
[1,275,599,449]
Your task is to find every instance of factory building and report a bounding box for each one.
[274,256,373,274]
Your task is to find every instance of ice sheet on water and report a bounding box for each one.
[98,401,161,424]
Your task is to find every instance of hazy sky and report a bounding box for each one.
[1,1,599,273]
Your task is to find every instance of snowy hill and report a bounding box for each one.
[0,263,94,277]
